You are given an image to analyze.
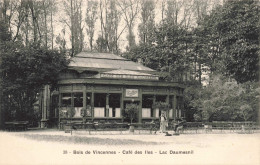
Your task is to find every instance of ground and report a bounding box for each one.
[0,129,259,165]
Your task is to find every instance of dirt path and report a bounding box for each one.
[0,130,259,165]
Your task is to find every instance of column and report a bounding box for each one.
[83,86,86,123]
[176,96,179,119]
[181,96,184,118]
[166,95,169,119]
[46,85,50,119]
[43,85,48,120]
[83,86,87,108]
[138,89,142,123]
[106,94,109,118]
[41,85,50,128]
[153,95,156,118]
[58,92,61,129]
[120,93,123,122]
[173,95,177,121]
[91,88,94,120]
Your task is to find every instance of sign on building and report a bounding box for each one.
[125,89,139,97]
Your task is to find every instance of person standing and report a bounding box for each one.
[160,112,168,133]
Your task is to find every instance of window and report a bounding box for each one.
[156,95,167,117]
[142,95,153,118]
[142,108,151,118]
[94,107,105,117]
[176,96,183,118]
[86,93,91,106]
[61,93,71,107]
[73,93,83,117]
[109,108,121,117]
[94,93,106,107]
[156,95,166,102]
[169,109,173,118]
[86,93,92,117]
[94,93,106,117]
[73,93,83,107]
[109,94,121,117]
[60,93,72,118]
[169,96,174,119]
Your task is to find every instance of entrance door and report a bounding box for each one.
[123,101,140,123]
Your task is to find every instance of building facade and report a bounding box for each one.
[44,52,185,127]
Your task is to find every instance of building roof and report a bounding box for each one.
[69,52,154,72]
[75,52,126,60]
[103,69,153,76]
[96,69,159,80]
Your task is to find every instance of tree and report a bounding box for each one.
[221,0,259,83]
[85,0,98,51]
[238,104,253,121]
[55,28,67,54]
[99,0,121,53]
[165,0,183,25]
[124,103,138,124]
[0,6,13,128]
[1,44,68,122]
[190,74,259,122]
[138,0,155,45]
[118,0,141,50]
[199,0,259,83]
[41,0,57,49]
[62,0,84,56]
[124,20,192,82]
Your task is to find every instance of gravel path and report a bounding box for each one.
[0,130,259,165]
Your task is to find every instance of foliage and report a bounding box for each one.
[183,80,203,122]
[1,42,68,122]
[200,0,259,83]
[189,74,259,122]
[124,103,139,124]
[124,21,193,82]
[67,107,76,118]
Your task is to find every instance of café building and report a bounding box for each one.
[47,52,185,126]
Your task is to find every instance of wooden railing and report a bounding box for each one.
[60,121,259,134]
[5,121,29,131]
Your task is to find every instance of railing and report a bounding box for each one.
[61,121,161,134]
[60,121,259,134]
[180,121,259,134]
[5,121,29,131]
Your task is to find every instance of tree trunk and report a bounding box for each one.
[43,1,48,48]
[51,6,54,50]
[71,0,74,57]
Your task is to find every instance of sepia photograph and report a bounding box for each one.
[0,0,259,165]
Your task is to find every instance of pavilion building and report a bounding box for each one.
[41,52,185,127]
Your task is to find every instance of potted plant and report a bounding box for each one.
[124,103,139,132]
[65,107,75,131]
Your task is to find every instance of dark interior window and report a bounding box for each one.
[61,93,71,107]
[156,95,167,102]
[73,93,83,107]
[94,93,106,107]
